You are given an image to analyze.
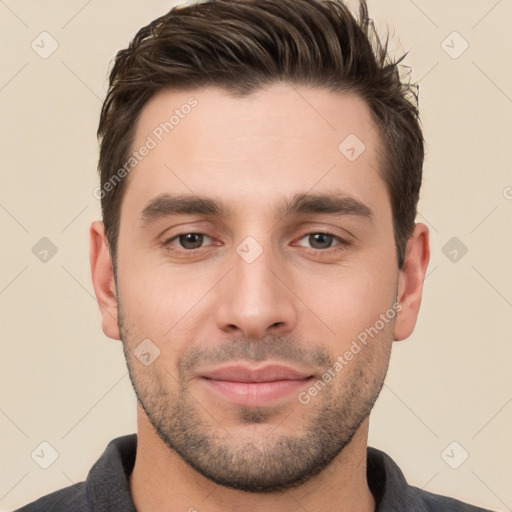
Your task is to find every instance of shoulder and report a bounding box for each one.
[13,434,137,512]
[408,485,495,511]
[12,482,90,512]
[367,446,495,512]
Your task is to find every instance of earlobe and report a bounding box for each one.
[89,221,121,340]
[393,223,430,341]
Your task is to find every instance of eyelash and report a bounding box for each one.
[162,230,350,254]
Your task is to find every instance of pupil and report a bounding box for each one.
[178,233,332,250]
[181,233,203,249]
[311,233,332,249]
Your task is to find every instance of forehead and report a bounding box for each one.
[121,83,388,223]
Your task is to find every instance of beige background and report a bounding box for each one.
[1,0,511,510]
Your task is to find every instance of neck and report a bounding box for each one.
[129,406,376,512]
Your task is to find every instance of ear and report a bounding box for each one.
[393,223,430,341]
[89,221,121,340]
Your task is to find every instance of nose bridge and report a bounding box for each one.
[213,235,297,338]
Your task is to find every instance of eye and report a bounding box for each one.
[295,231,348,250]
[164,232,214,251]
[162,230,349,254]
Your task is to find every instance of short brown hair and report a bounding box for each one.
[97,0,423,270]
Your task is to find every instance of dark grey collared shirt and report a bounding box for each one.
[15,434,494,511]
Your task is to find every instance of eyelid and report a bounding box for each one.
[293,230,350,249]
[162,229,216,250]
[162,228,351,253]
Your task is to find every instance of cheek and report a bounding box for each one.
[119,229,219,293]
[116,255,217,353]
[301,260,398,345]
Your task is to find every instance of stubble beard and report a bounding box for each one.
[119,305,391,492]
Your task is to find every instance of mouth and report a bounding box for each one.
[198,363,315,406]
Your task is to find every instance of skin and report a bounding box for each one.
[90,83,429,512]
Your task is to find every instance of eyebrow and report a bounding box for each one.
[139,191,374,227]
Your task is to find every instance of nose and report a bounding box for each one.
[213,239,298,340]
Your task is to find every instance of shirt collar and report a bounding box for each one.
[85,434,429,511]
[367,446,430,511]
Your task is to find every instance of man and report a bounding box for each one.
[16,0,494,510]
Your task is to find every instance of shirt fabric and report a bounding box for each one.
[15,434,494,511]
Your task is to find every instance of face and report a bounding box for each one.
[109,84,404,491]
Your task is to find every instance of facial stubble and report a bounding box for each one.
[119,303,392,493]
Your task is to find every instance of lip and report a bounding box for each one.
[200,363,314,382]
[198,363,315,406]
